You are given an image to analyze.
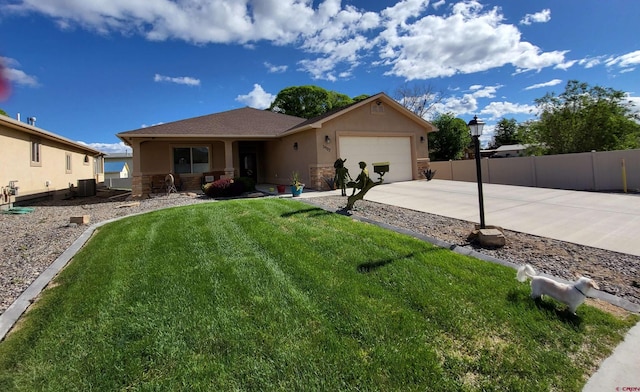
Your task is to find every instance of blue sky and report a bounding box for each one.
[1,0,639,153]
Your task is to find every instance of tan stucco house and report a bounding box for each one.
[116,93,436,197]
[1,114,104,207]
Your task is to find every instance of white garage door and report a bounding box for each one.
[339,136,413,183]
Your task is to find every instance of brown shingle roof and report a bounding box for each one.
[117,107,306,138]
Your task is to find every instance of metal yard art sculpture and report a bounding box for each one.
[333,158,351,196]
[338,160,389,211]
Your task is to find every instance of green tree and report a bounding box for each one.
[531,80,640,154]
[516,120,545,156]
[0,108,7,116]
[352,94,370,102]
[489,118,521,149]
[328,91,353,110]
[269,85,355,119]
[428,113,471,161]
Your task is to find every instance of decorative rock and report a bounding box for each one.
[478,228,506,248]
[69,215,90,225]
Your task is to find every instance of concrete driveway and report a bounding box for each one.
[363,180,640,257]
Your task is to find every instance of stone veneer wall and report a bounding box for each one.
[417,158,431,179]
[310,165,335,191]
[180,176,202,191]
[131,175,143,196]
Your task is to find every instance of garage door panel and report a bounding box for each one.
[339,137,412,183]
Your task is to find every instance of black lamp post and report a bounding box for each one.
[468,115,486,229]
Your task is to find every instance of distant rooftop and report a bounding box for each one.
[105,152,133,158]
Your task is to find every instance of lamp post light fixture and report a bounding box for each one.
[468,115,486,229]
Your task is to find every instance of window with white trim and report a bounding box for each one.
[65,153,72,173]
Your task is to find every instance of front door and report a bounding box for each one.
[239,152,257,182]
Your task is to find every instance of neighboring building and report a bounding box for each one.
[116,93,436,197]
[0,114,104,206]
[491,144,528,158]
[104,152,133,177]
[104,161,130,179]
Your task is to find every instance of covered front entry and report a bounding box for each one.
[338,136,413,183]
[238,141,262,183]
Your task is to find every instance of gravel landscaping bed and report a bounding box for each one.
[1,192,638,316]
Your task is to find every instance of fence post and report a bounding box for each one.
[448,160,453,180]
[485,157,491,183]
[531,156,538,187]
[591,150,598,191]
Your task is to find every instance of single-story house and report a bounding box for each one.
[491,144,528,158]
[104,161,130,179]
[104,152,133,175]
[0,114,104,206]
[116,93,436,197]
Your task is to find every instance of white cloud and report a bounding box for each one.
[480,101,536,120]
[430,94,478,119]
[141,122,164,128]
[1,57,39,87]
[524,79,563,90]
[235,84,275,109]
[264,62,287,73]
[579,57,602,69]
[78,141,132,154]
[432,0,446,10]
[154,73,200,86]
[469,84,502,98]
[554,60,576,70]
[427,83,535,121]
[519,9,551,25]
[605,50,640,72]
[625,95,640,119]
[378,1,567,79]
[6,0,568,81]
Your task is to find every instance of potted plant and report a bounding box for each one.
[275,173,286,193]
[290,171,304,197]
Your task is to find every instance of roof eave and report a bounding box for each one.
[116,133,283,140]
[1,116,104,156]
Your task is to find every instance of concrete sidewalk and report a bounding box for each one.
[363,180,640,257]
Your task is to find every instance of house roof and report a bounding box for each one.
[116,92,435,144]
[105,152,133,159]
[494,144,527,152]
[117,107,307,139]
[0,115,104,156]
[105,161,129,173]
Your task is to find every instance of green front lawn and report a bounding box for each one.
[0,198,636,391]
